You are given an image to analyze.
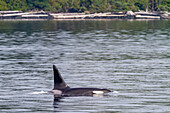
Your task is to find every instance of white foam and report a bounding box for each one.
[29,91,47,94]
[113,91,119,94]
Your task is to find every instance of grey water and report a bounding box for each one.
[0,20,169,113]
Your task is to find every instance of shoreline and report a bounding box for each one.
[0,11,170,20]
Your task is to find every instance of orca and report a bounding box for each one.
[50,65,111,96]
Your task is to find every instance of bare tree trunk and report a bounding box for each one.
[152,0,154,11]
[155,0,158,11]
[146,0,149,12]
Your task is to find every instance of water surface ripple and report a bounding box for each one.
[0,20,170,112]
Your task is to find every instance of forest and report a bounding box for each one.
[0,0,169,12]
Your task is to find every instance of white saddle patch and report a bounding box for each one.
[51,90,62,95]
[92,91,104,94]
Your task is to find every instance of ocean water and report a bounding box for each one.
[0,20,169,112]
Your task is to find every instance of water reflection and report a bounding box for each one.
[53,93,107,112]
[0,20,169,33]
[53,95,63,109]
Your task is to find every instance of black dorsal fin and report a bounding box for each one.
[53,65,69,90]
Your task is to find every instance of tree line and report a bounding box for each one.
[0,0,169,12]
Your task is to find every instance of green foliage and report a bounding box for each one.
[0,0,8,11]
[0,0,169,12]
[89,0,108,13]
[5,0,28,11]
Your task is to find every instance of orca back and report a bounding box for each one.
[63,88,111,96]
[52,65,111,96]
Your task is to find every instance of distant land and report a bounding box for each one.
[0,0,169,13]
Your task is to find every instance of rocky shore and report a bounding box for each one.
[0,11,169,20]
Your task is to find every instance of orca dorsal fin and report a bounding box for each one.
[53,65,69,90]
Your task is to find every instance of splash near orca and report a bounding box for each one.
[50,65,111,96]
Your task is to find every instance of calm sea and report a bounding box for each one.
[0,20,170,112]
